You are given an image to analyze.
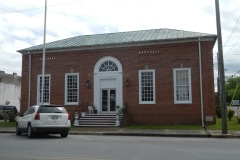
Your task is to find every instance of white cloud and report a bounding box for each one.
[0,0,240,79]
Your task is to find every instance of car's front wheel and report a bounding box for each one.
[27,124,34,138]
[16,123,22,135]
[60,132,68,138]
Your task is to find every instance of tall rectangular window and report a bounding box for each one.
[65,73,79,105]
[174,68,192,104]
[37,75,51,104]
[139,70,156,104]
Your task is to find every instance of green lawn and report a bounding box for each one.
[206,117,240,130]
[0,121,16,127]
[125,117,240,130]
[124,124,203,130]
[1,117,240,130]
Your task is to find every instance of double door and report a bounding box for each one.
[101,89,116,113]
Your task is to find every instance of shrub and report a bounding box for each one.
[3,111,17,122]
[216,106,221,118]
[227,109,235,121]
[3,112,9,122]
[121,106,127,114]
[7,111,17,122]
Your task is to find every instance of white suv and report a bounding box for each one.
[16,105,71,138]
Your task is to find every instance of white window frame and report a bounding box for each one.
[139,70,156,104]
[65,73,79,105]
[173,68,192,104]
[37,74,51,105]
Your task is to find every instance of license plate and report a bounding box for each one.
[52,115,58,119]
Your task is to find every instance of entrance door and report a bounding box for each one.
[101,89,116,113]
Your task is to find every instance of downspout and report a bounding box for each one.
[28,51,31,109]
[198,38,204,127]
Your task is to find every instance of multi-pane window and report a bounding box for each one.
[65,73,79,105]
[37,75,50,104]
[139,70,155,104]
[99,61,118,72]
[174,68,192,104]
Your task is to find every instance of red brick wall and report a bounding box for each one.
[21,41,216,124]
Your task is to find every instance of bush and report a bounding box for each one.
[3,111,17,122]
[227,109,235,121]
[3,113,9,122]
[8,111,17,122]
[216,106,221,118]
[121,106,127,114]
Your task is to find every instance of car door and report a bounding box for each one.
[18,107,35,129]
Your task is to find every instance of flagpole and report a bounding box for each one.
[41,0,47,104]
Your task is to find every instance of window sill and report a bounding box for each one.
[64,103,79,106]
[139,102,156,105]
[174,101,192,104]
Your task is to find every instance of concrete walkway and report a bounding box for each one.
[1,127,240,138]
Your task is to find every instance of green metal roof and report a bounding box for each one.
[18,28,217,53]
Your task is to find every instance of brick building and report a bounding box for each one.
[18,28,217,125]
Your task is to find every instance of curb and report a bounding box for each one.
[0,130,210,137]
[0,130,239,138]
[210,134,240,138]
[0,130,15,133]
[102,132,211,138]
[70,131,211,137]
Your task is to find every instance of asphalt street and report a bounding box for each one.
[0,133,239,160]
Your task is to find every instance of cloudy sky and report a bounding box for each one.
[0,0,240,79]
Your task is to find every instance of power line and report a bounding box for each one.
[223,21,240,63]
[225,35,240,55]
[0,6,43,14]
[0,0,82,15]
[222,15,240,64]
[223,15,240,61]
[223,15,240,47]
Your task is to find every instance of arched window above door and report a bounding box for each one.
[99,61,118,72]
[94,56,122,73]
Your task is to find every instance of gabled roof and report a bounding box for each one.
[18,28,217,54]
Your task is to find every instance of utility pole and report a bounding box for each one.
[41,0,47,104]
[215,0,228,134]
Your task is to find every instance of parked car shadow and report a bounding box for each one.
[18,133,64,139]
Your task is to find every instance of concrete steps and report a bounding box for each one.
[76,114,124,127]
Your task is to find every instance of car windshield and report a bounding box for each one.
[38,105,67,113]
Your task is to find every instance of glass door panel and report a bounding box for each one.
[101,90,108,112]
[110,90,116,112]
[101,89,116,113]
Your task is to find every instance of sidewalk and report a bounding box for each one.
[1,127,240,138]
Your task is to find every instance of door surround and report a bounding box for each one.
[94,56,123,113]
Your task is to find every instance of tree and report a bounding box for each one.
[225,76,240,105]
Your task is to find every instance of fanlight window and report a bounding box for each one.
[99,61,118,72]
